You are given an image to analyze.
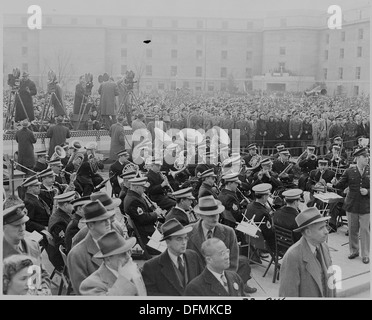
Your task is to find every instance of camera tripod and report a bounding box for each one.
[4,89,29,131]
[77,94,95,130]
[118,89,143,123]
[39,90,73,131]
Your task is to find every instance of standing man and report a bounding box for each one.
[332,147,370,264]
[141,219,203,296]
[109,115,126,161]
[131,113,147,132]
[73,75,87,115]
[15,119,37,176]
[165,187,197,226]
[79,230,146,296]
[279,207,336,297]
[46,115,71,159]
[185,238,246,297]
[109,149,131,197]
[98,73,119,130]
[14,71,37,122]
[187,195,257,295]
[3,204,51,294]
[288,111,303,156]
[67,200,116,294]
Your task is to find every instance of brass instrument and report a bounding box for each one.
[296,150,307,164]
[50,145,66,161]
[169,152,188,179]
[142,192,167,217]
[313,169,327,192]
[278,158,297,179]
[160,171,174,193]
[237,188,251,205]
[309,154,317,161]
[248,154,262,169]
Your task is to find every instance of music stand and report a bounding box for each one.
[4,89,30,131]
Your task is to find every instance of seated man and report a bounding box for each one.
[272,148,295,185]
[109,149,131,197]
[33,150,48,173]
[298,145,318,191]
[198,168,219,199]
[185,238,245,296]
[3,204,51,295]
[79,231,146,296]
[273,189,302,243]
[165,187,198,226]
[251,158,283,193]
[141,219,203,296]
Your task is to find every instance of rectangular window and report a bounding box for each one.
[171,34,178,44]
[146,65,152,76]
[170,81,176,90]
[222,21,228,29]
[245,68,252,78]
[96,18,102,25]
[341,31,345,41]
[324,50,328,60]
[146,19,153,28]
[339,48,344,58]
[121,34,127,43]
[221,67,227,78]
[195,82,202,91]
[246,51,252,60]
[121,65,127,74]
[208,82,214,92]
[357,46,362,57]
[326,34,329,44]
[22,47,28,56]
[22,63,28,72]
[280,18,287,27]
[158,82,165,90]
[171,49,178,59]
[353,86,359,96]
[323,68,327,80]
[121,49,127,58]
[171,20,178,28]
[355,67,361,80]
[197,20,203,29]
[146,49,152,58]
[196,34,203,45]
[196,67,202,77]
[221,50,228,60]
[171,66,177,77]
[121,18,127,27]
[280,47,286,55]
[71,17,78,25]
[358,28,363,39]
[196,50,203,59]
[183,81,189,89]
[338,67,343,79]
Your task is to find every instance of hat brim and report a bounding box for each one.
[80,210,116,223]
[94,237,137,258]
[161,225,193,241]
[8,215,30,225]
[194,204,225,216]
[293,216,330,232]
[103,198,122,210]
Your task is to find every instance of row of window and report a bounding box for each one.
[145,81,234,92]
[323,67,362,80]
[324,46,363,59]
[325,28,364,43]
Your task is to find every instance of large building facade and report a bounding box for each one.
[3,6,369,96]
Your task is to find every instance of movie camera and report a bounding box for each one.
[7,68,21,90]
[47,70,58,94]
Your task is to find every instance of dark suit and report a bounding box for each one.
[198,182,219,199]
[306,169,335,191]
[123,190,158,245]
[146,169,175,210]
[185,268,245,296]
[33,161,48,173]
[272,159,294,183]
[65,215,81,253]
[141,249,203,296]
[273,206,301,243]
[24,192,51,233]
[165,207,197,226]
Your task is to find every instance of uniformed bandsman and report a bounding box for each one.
[165,187,197,226]
[198,168,219,199]
[109,149,131,197]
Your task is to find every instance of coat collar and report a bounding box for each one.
[202,268,229,296]
[159,250,184,294]
[85,233,102,268]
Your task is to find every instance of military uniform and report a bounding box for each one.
[198,182,219,199]
[109,160,127,197]
[218,188,244,228]
[24,192,51,233]
[298,157,318,190]
[165,206,197,226]
[306,169,335,191]
[273,206,301,242]
[65,215,81,253]
[33,161,48,173]
[146,169,176,211]
[123,189,158,246]
[272,159,294,183]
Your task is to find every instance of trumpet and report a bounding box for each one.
[309,154,317,161]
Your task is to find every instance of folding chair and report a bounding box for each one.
[263,225,295,283]
[123,213,152,260]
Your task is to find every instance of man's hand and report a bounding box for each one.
[360,188,368,196]
[161,181,167,187]
[331,177,337,185]
[280,173,289,178]
[155,207,164,217]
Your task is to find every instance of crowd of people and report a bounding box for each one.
[2,71,370,298]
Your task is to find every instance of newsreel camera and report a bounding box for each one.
[7,68,21,90]
[47,70,58,94]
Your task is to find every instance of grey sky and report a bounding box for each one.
[2,0,370,18]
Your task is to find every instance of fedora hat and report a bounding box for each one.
[293,207,330,232]
[90,192,121,211]
[160,218,193,241]
[194,195,225,216]
[94,231,137,258]
[80,200,116,223]
[3,204,29,225]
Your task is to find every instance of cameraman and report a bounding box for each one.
[73,75,87,115]
[14,71,37,123]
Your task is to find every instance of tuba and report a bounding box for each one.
[50,145,66,161]
[248,154,262,169]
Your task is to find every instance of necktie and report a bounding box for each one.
[221,274,229,293]
[315,247,323,266]
[178,255,185,276]
[207,230,213,239]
